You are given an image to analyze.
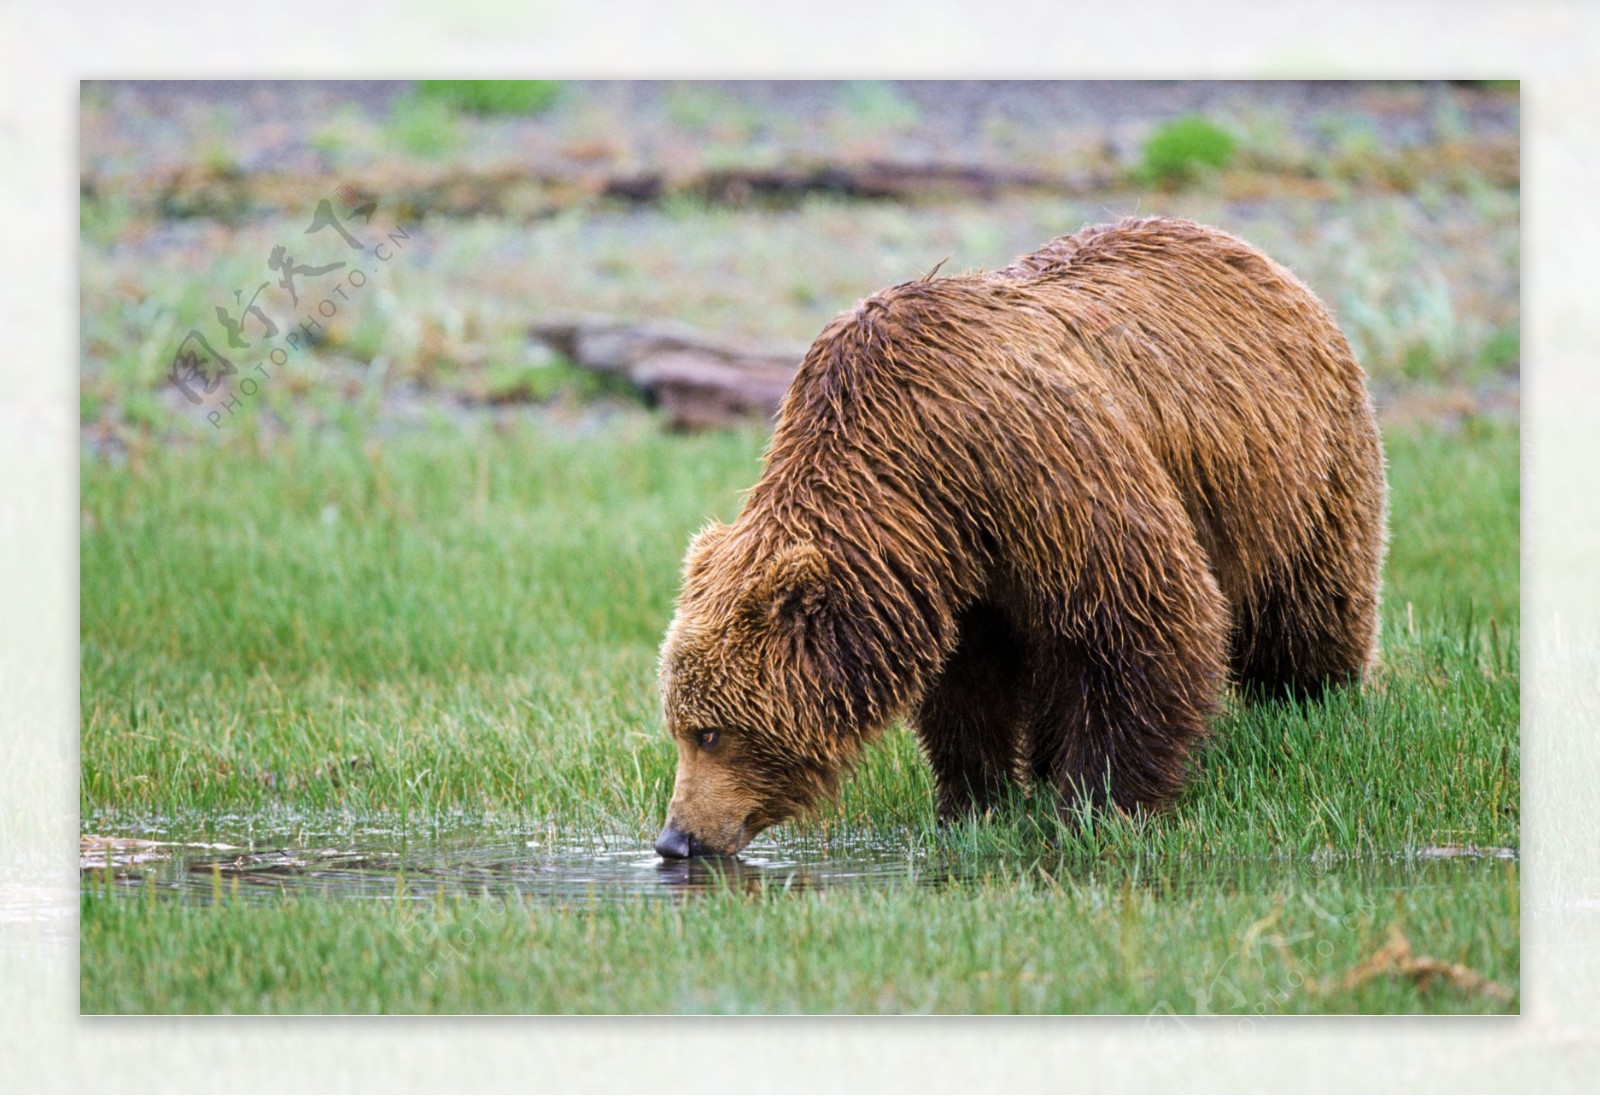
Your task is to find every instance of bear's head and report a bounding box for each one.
[655,522,870,857]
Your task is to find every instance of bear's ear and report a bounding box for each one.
[683,521,732,582]
[746,541,830,625]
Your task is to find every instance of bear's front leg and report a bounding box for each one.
[912,601,1031,821]
[1026,529,1229,815]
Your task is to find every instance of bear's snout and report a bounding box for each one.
[654,821,710,859]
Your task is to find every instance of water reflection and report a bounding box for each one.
[650,847,967,896]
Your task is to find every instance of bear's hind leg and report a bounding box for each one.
[913,601,1031,821]
[1231,547,1381,704]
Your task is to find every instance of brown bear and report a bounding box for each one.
[654,216,1387,858]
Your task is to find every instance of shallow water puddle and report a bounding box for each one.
[79,820,966,905]
[79,815,1518,908]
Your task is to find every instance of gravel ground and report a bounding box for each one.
[81,79,1517,181]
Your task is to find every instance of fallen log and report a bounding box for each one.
[602,161,1080,205]
[528,316,806,430]
[113,158,1103,223]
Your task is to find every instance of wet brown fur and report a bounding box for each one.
[658,217,1388,854]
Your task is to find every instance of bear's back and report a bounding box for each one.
[987,218,1382,598]
[770,217,1383,618]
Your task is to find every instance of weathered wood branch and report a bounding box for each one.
[529,316,806,430]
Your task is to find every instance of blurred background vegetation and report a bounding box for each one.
[79,79,1518,449]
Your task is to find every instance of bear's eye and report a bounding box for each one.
[696,728,721,751]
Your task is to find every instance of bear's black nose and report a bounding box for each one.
[654,822,695,859]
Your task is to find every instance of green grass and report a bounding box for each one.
[1140,115,1239,186]
[413,80,562,117]
[383,95,463,160]
[82,857,1516,1014]
[78,412,1518,1013]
